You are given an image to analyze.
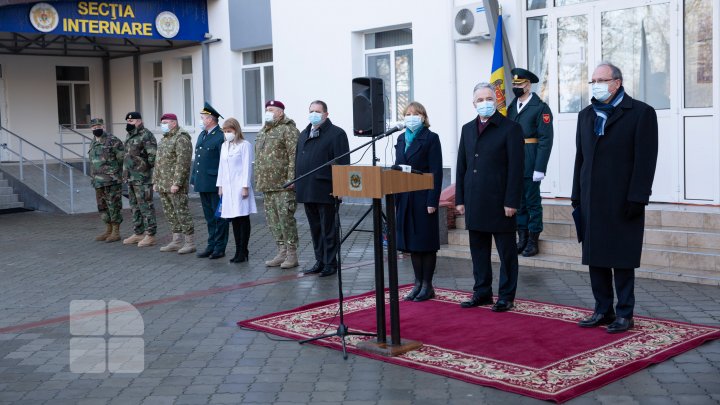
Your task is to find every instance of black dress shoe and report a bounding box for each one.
[413,286,435,302]
[208,252,225,260]
[318,266,337,277]
[196,249,212,258]
[230,253,247,263]
[491,300,514,312]
[404,280,422,301]
[303,261,324,275]
[606,317,634,334]
[460,296,494,308]
[578,312,616,328]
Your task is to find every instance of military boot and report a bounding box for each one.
[265,244,287,267]
[160,233,183,252]
[137,233,157,247]
[105,223,121,243]
[178,234,196,254]
[95,223,112,241]
[123,233,144,245]
[517,229,529,254]
[280,245,299,269]
[522,232,540,257]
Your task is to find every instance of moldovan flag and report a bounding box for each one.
[490,13,507,116]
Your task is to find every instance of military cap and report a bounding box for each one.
[160,113,178,121]
[126,111,142,119]
[265,100,285,110]
[511,68,539,84]
[89,118,104,126]
[200,102,223,118]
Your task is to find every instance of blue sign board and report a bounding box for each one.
[0,1,208,41]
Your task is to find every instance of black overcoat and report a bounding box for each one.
[394,127,443,252]
[294,118,350,204]
[571,93,658,269]
[190,125,224,193]
[455,112,524,233]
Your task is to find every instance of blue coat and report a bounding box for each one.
[394,127,443,252]
[190,125,224,193]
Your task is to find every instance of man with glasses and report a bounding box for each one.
[507,68,554,257]
[572,62,658,333]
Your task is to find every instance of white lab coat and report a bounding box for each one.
[216,139,257,218]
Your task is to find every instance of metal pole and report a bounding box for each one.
[19,141,23,180]
[385,193,401,345]
[69,165,75,214]
[372,197,386,343]
[43,152,48,196]
[82,137,87,175]
[59,128,64,162]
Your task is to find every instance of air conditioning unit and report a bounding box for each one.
[453,3,491,42]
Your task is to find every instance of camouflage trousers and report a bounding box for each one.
[128,182,157,235]
[95,183,123,224]
[159,191,194,235]
[263,190,298,248]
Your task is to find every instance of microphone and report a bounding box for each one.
[390,164,423,175]
[379,122,405,137]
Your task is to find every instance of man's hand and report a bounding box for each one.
[532,171,545,182]
[504,207,517,217]
[427,207,436,214]
[456,204,465,215]
[242,187,249,199]
[170,185,179,194]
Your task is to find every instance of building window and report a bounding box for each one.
[684,0,713,108]
[242,49,274,127]
[364,28,414,123]
[56,66,91,129]
[181,58,193,127]
[527,16,549,103]
[152,62,163,126]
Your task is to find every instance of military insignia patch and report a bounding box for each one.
[543,114,551,124]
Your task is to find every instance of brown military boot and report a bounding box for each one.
[95,223,112,241]
[280,245,299,269]
[123,233,144,245]
[160,233,183,252]
[177,234,196,254]
[265,244,287,267]
[105,223,121,243]
[137,233,157,247]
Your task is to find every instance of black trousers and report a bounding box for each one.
[468,230,519,301]
[304,202,338,267]
[199,192,229,253]
[230,216,251,257]
[589,266,635,318]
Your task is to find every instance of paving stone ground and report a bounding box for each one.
[0,197,718,405]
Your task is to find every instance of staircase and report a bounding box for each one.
[439,200,720,286]
[0,172,23,210]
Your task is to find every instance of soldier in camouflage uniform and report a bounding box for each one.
[88,118,125,243]
[255,100,300,268]
[121,112,158,247]
[154,113,196,254]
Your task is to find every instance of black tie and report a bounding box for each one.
[519,102,523,111]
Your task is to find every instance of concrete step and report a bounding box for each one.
[0,186,13,195]
[0,201,24,210]
[0,194,19,204]
[0,179,8,188]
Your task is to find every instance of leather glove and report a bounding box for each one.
[571,199,580,209]
[624,201,645,219]
[532,171,545,182]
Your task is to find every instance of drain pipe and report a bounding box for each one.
[201,35,222,103]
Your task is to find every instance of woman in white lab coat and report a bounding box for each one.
[217,118,257,263]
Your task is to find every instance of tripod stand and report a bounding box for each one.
[298,197,375,359]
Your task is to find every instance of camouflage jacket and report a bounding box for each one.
[254,115,299,192]
[88,132,125,188]
[154,127,192,193]
[123,126,157,184]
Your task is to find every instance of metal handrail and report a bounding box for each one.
[57,125,92,175]
[0,125,81,213]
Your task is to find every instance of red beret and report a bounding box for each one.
[160,113,178,121]
[265,100,285,110]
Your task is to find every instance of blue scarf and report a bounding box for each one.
[404,128,419,152]
[591,86,625,136]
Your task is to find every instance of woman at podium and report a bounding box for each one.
[394,101,443,302]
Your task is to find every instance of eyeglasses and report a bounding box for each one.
[588,78,617,85]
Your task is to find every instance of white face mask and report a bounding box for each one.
[224,131,235,142]
[160,123,170,133]
[198,121,206,132]
[264,111,275,123]
[592,83,612,102]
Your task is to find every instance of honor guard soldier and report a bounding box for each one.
[507,68,554,257]
[88,118,125,242]
[191,102,230,259]
[122,112,158,247]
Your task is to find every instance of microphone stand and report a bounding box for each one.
[286,125,405,359]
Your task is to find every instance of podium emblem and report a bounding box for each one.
[349,172,362,191]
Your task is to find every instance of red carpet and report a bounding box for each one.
[237,286,720,403]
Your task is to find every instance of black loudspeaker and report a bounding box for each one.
[352,77,385,137]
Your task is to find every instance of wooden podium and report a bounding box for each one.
[332,165,432,356]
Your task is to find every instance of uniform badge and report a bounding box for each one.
[543,114,551,124]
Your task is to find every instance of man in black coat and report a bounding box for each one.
[191,102,230,260]
[295,100,350,277]
[456,83,524,312]
[507,68,554,257]
[572,62,658,333]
